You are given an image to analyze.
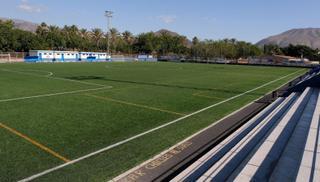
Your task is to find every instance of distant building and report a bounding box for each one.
[137,55,157,62]
[237,58,249,64]
[250,55,311,66]
[25,50,110,62]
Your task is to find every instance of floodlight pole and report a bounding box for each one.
[105,11,113,57]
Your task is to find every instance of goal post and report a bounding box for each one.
[0,53,11,63]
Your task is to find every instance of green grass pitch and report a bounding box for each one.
[0,62,306,181]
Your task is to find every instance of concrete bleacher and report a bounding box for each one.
[171,67,320,182]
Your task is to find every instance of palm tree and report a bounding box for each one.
[230,38,237,45]
[108,28,120,52]
[48,25,59,32]
[110,28,119,39]
[36,22,49,36]
[46,25,65,50]
[91,28,104,49]
[70,25,79,35]
[80,28,89,38]
[122,30,134,44]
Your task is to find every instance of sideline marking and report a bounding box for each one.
[0,87,111,103]
[0,68,107,87]
[0,122,70,163]
[112,71,305,181]
[86,94,185,116]
[19,69,305,182]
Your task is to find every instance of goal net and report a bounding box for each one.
[0,53,11,63]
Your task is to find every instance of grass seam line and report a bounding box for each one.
[0,87,112,103]
[192,91,225,100]
[18,69,305,182]
[85,93,185,116]
[0,122,70,163]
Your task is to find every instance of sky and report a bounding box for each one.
[0,0,319,43]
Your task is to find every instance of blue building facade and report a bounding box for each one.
[25,50,111,62]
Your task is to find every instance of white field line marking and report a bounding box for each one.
[113,69,305,181]
[0,68,107,87]
[18,69,54,77]
[3,69,55,77]
[0,87,110,103]
[19,69,304,182]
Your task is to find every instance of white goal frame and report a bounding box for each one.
[0,53,11,63]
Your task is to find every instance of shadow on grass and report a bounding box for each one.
[65,76,263,96]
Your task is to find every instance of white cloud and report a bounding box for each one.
[18,0,44,13]
[157,15,177,24]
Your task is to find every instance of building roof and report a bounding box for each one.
[273,55,298,59]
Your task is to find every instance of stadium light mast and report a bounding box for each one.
[105,11,113,57]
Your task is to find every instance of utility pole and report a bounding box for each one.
[105,11,113,57]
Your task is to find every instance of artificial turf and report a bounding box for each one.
[0,62,306,181]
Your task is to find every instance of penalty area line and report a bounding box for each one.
[19,69,304,182]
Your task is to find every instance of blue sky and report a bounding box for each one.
[1,0,319,43]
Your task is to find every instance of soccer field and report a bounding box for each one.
[0,62,306,181]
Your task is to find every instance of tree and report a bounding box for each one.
[91,28,104,50]
[263,44,283,55]
[192,36,200,46]
[134,32,158,54]
[281,44,320,61]
[0,20,270,59]
[36,22,49,37]
[122,30,134,45]
[61,25,82,50]
[0,20,16,51]
[46,25,66,50]
[108,28,120,52]
[120,30,134,53]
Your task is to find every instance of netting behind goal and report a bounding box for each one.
[0,54,11,63]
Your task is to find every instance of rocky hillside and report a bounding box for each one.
[0,17,38,32]
[257,28,320,49]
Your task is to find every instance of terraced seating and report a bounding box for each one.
[171,69,320,182]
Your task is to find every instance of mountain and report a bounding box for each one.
[257,28,320,49]
[0,17,38,32]
[154,29,181,37]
